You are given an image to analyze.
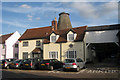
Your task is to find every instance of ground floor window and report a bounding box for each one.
[49,51,58,59]
[23,52,28,59]
[15,53,18,59]
[66,51,77,58]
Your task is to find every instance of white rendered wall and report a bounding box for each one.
[85,30,119,43]
[5,31,21,59]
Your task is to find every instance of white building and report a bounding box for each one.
[84,24,120,62]
[0,31,21,60]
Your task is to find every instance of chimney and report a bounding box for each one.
[57,12,72,30]
[52,17,57,30]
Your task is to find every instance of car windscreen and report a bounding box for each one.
[24,60,31,64]
[40,60,50,63]
[64,59,75,63]
[1,60,5,63]
[6,59,16,62]
[0,60,4,63]
[14,60,22,63]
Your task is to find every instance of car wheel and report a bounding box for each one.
[34,65,38,70]
[50,66,54,71]
[83,65,86,69]
[63,68,66,71]
[7,66,10,69]
[76,67,80,72]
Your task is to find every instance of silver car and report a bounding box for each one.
[63,58,85,72]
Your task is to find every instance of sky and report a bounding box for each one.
[1,1,119,35]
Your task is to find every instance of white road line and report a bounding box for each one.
[87,70,93,73]
[76,69,87,74]
[48,71,55,73]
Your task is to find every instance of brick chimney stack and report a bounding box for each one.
[52,17,57,30]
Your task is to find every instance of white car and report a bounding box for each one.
[63,58,85,72]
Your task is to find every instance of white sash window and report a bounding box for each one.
[66,51,77,58]
[49,51,58,59]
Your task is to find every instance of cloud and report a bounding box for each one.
[27,14,33,18]
[71,2,118,19]
[2,20,31,28]
[36,17,40,20]
[28,18,32,21]
[71,2,98,19]
[19,4,31,8]
[27,14,33,21]
[3,4,72,14]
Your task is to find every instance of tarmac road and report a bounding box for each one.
[0,68,120,80]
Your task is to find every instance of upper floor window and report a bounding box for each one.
[68,34,74,41]
[23,41,28,47]
[51,36,56,42]
[36,41,41,46]
[15,44,18,48]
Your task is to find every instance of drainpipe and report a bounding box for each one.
[60,43,62,61]
[83,41,86,63]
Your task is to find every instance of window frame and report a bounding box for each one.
[23,52,28,59]
[49,51,58,59]
[2,44,5,49]
[15,44,18,48]
[51,36,56,42]
[36,40,41,46]
[66,51,77,58]
[23,41,28,47]
[68,34,74,41]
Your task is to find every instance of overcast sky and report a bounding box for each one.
[1,1,119,35]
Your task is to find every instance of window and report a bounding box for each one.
[23,41,28,47]
[66,51,77,58]
[15,44,18,48]
[2,44,5,49]
[49,51,58,59]
[15,53,18,59]
[68,34,74,41]
[51,36,56,42]
[23,52,28,59]
[36,41,41,46]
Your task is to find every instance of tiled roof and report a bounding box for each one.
[86,24,120,31]
[43,26,87,43]
[43,38,50,44]
[32,47,43,53]
[19,26,52,40]
[0,33,13,44]
[56,35,67,43]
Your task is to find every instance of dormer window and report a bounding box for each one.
[51,36,56,42]
[68,34,74,41]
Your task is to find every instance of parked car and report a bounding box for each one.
[8,59,23,69]
[38,59,63,71]
[63,58,85,72]
[0,59,16,69]
[21,58,42,70]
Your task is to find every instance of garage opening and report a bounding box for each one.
[91,43,119,63]
[86,43,119,68]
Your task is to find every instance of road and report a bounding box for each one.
[0,68,120,80]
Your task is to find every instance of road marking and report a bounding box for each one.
[48,71,56,73]
[76,69,87,74]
